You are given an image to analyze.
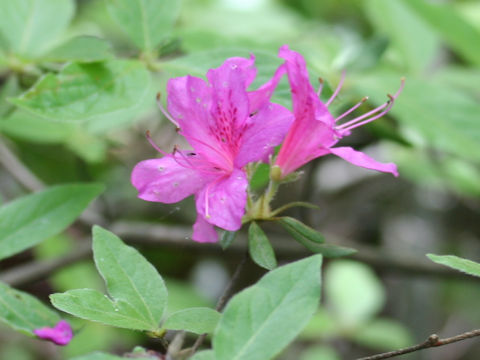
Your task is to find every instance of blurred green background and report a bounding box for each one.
[0,0,479,359]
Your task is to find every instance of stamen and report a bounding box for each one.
[335,96,368,122]
[337,78,405,131]
[341,95,395,132]
[325,70,346,106]
[316,78,324,97]
[156,92,180,128]
[145,130,169,156]
[173,145,194,166]
[336,102,389,130]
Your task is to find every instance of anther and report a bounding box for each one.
[317,78,324,97]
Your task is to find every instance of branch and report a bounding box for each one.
[2,221,477,288]
[0,136,44,191]
[0,135,106,226]
[357,329,480,360]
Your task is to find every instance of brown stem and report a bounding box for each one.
[357,329,480,360]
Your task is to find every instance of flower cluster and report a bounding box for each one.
[131,46,403,242]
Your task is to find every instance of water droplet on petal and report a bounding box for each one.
[231,64,238,69]
[158,166,164,172]
[173,182,179,187]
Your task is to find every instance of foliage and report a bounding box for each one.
[0,0,479,359]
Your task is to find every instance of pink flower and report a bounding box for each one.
[131,55,292,242]
[33,320,73,346]
[274,45,404,179]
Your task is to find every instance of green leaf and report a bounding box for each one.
[325,261,385,328]
[163,307,220,334]
[51,227,167,331]
[364,0,439,73]
[190,350,215,360]
[276,217,325,244]
[0,183,104,261]
[277,217,356,257]
[50,289,155,331]
[106,0,181,52]
[248,222,277,270]
[427,254,480,278]
[403,0,480,66]
[0,281,60,335]
[219,231,236,250]
[350,318,413,351]
[213,255,322,360]
[93,226,167,328]
[0,0,75,58]
[42,36,113,63]
[10,60,151,123]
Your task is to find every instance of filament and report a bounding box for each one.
[325,70,346,106]
[156,92,180,128]
[335,96,368,122]
[145,131,169,156]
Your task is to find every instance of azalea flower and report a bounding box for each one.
[274,45,404,179]
[131,55,292,242]
[33,320,73,346]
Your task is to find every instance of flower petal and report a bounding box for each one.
[329,146,399,176]
[206,56,251,143]
[275,117,337,177]
[167,76,233,169]
[248,64,286,113]
[196,169,248,231]
[278,45,334,126]
[131,154,211,203]
[192,214,218,243]
[33,320,73,346]
[235,103,293,167]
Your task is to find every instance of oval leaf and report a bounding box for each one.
[163,307,220,334]
[213,255,322,360]
[277,217,325,244]
[427,254,480,278]
[106,0,181,52]
[248,222,277,270]
[50,289,155,331]
[0,281,60,335]
[10,60,150,122]
[42,36,113,63]
[92,226,167,330]
[0,0,74,58]
[0,183,104,261]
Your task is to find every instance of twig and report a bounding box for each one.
[357,329,480,360]
[188,252,249,357]
[0,136,44,191]
[0,241,92,285]
[2,221,477,288]
[0,135,106,226]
